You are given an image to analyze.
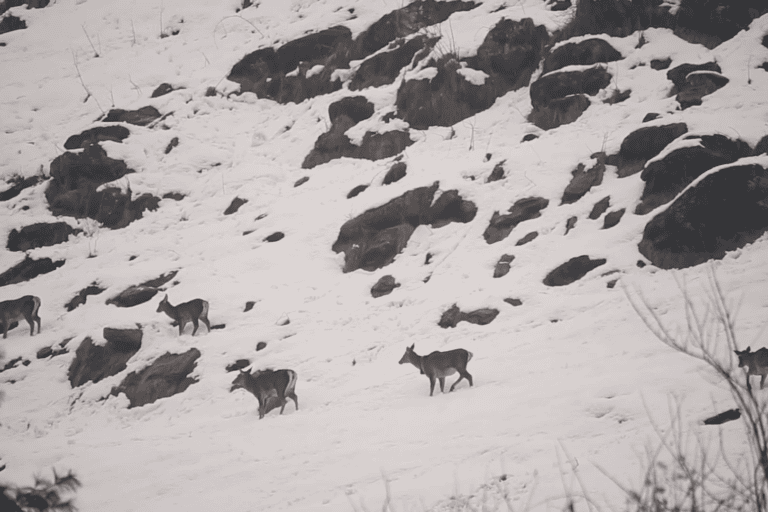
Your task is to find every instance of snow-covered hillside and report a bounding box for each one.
[1,0,768,510]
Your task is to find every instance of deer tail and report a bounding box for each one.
[31,296,41,317]
[286,370,298,395]
[200,300,209,319]
[466,350,473,363]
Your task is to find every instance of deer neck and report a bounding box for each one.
[408,352,425,374]
[160,302,178,320]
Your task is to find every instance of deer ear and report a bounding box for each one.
[410,343,415,349]
[747,346,752,352]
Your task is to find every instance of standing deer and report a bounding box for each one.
[735,346,768,389]
[399,343,473,396]
[0,295,41,339]
[156,294,211,336]
[230,368,299,419]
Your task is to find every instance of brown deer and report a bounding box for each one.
[230,368,298,419]
[735,346,768,389]
[0,295,41,339]
[399,343,473,396]
[156,294,211,335]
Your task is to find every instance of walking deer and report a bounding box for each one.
[230,368,298,419]
[399,343,473,396]
[0,295,41,339]
[156,294,211,336]
[735,346,768,389]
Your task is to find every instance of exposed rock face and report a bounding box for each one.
[675,0,768,49]
[493,254,515,278]
[371,275,400,298]
[110,349,200,408]
[397,18,548,129]
[6,222,79,252]
[561,154,605,204]
[224,197,248,215]
[303,96,413,168]
[0,175,41,202]
[483,197,549,244]
[106,271,177,307]
[0,256,64,287]
[636,134,752,215]
[383,161,407,185]
[347,185,368,198]
[639,164,768,269]
[438,304,499,328]
[542,38,622,74]
[609,123,688,177]
[68,329,143,387]
[486,161,505,182]
[516,231,538,245]
[151,83,175,98]
[65,283,105,311]
[63,126,130,150]
[0,14,25,34]
[101,106,161,126]
[333,182,476,272]
[350,35,437,91]
[602,208,625,229]
[529,66,611,129]
[45,144,160,229]
[557,0,674,40]
[666,62,728,109]
[543,255,606,286]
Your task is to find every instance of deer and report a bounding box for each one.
[399,343,473,396]
[0,295,41,339]
[230,368,298,419]
[735,346,768,389]
[156,294,211,336]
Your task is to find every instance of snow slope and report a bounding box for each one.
[1,0,768,510]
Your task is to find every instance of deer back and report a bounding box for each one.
[422,349,472,377]
[0,295,39,322]
[252,369,296,397]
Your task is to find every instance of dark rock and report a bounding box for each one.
[531,67,612,110]
[140,271,177,288]
[256,341,267,351]
[106,285,158,308]
[371,275,400,298]
[226,359,251,372]
[0,356,24,373]
[565,216,577,234]
[637,260,646,268]
[244,301,255,312]
[487,161,505,182]
[542,38,622,74]
[650,58,671,70]
[151,83,175,98]
[164,137,179,154]
[642,113,660,122]
[68,331,142,387]
[163,192,185,201]
[0,256,64,287]
[589,196,610,219]
[638,164,768,269]
[676,71,729,109]
[65,283,105,311]
[557,0,674,40]
[521,133,538,142]
[604,88,630,104]
[350,35,437,91]
[483,196,549,244]
[516,231,538,245]
[547,0,571,10]
[703,408,740,425]
[383,161,407,185]
[602,208,625,229]
[110,349,199,408]
[675,0,767,49]
[493,254,515,278]
[504,298,522,306]
[333,182,476,272]
[0,175,41,202]
[561,154,605,204]
[439,304,499,328]
[529,94,591,130]
[636,134,752,214]
[667,62,721,91]
[7,222,78,251]
[224,197,248,215]
[64,125,130,150]
[347,185,368,198]
[754,136,768,156]
[612,123,688,178]
[264,232,284,242]
[303,96,412,168]
[101,106,161,126]
[607,279,618,288]
[294,176,309,187]
[0,14,25,34]
[36,346,52,359]
[543,255,606,286]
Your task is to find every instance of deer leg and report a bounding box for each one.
[450,375,464,392]
[438,377,445,393]
[761,374,766,390]
[2,320,7,339]
[27,316,35,336]
[191,318,199,336]
[201,316,211,332]
[288,392,299,411]
[178,320,186,336]
[277,388,287,414]
[35,315,41,335]
[428,375,436,396]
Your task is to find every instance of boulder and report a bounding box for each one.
[65,283,105,311]
[438,304,499,328]
[63,125,130,150]
[371,275,400,298]
[101,106,161,126]
[483,196,549,244]
[543,255,606,286]
[68,330,142,387]
[609,123,687,177]
[493,254,515,278]
[561,154,605,204]
[6,222,78,252]
[110,349,200,408]
[542,38,622,74]
[0,256,64,287]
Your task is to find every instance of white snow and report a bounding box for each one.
[0,1,767,511]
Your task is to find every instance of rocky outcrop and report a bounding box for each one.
[63,125,130,150]
[333,182,476,272]
[542,38,622,74]
[101,106,161,126]
[110,349,200,408]
[639,164,768,269]
[383,161,407,185]
[371,275,400,298]
[350,35,437,91]
[106,271,177,308]
[608,123,688,177]
[0,175,41,202]
[483,197,549,244]
[68,329,143,387]
[666,62,728,109]
[6,222,79,252]
[438,304,499,328]
[493,254,515,278]
[529,66,611,130]
[561,154,605,204]
[543,255,606,286]
[65,283,105,311]
[0,256,64,287]
[635,134,752,215]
